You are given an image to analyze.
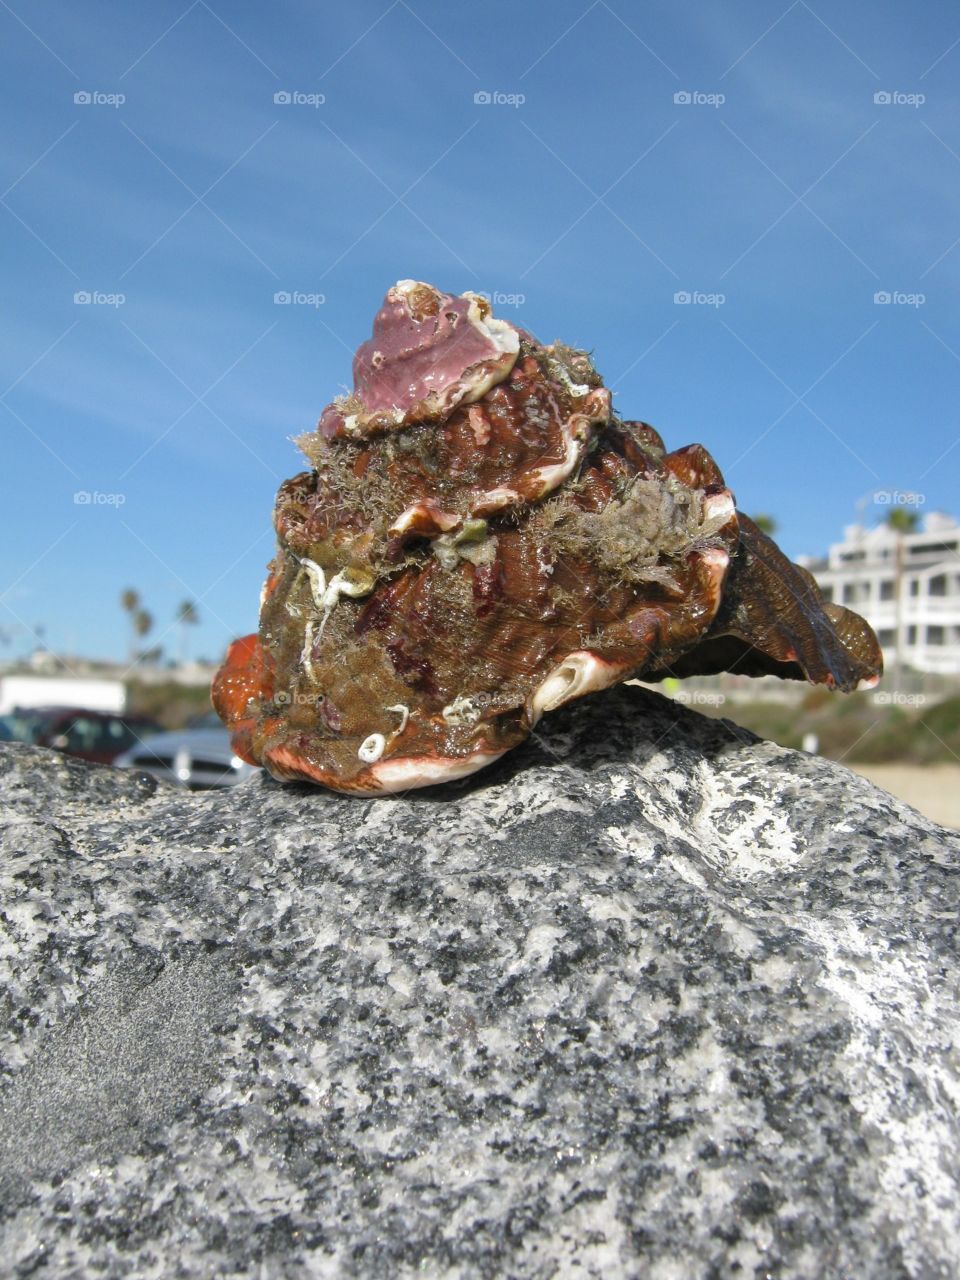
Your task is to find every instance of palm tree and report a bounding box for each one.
[133,609,153,663]
[887,507,919,535]
[120,588,141,661]
[176,599,200,665]
[751,514,778,536]
[887,507,919,689]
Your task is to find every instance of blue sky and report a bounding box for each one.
[2,0,958,664]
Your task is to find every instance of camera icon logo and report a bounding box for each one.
[73,490,91,504]
[473,90,491,104]
[274,90,292,105]
[873,291,891,304]
[874,91,892,105]
[73,90,91,105]
[273,291,291,304]
[673,290,691,304]
[674,91,692,104]
[73,291,91,304]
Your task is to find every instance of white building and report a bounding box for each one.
[799,512,960,676]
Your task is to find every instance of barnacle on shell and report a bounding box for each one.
[212,280,882,794]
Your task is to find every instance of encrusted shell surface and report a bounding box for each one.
[213,282,882,794]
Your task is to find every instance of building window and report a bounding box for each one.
[911,542,958,557]
[877,629,895,646]
[879,580,895,601]
[907,626,917,645]
[927,625,945,646]
[910,580,920,596]
[929,574,947,597]
[820,585,833,602]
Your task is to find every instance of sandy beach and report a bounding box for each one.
[845,763,960,830]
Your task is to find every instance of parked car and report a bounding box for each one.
[2,708,51,744]
[115,724,258,789]
[19,706,162,765]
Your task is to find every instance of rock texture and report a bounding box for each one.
[0,685,957,1279]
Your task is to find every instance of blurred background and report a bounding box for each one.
[1,0,958,818]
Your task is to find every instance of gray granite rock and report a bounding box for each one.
[0,685,958,1279]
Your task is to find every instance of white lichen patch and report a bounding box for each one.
[300,558,328,611]
[322,566,375,611]
[547,356,592,399]
[298,558,376,645]
[530,471,731,591]
[442,695,482,728]
[432,522,497,571]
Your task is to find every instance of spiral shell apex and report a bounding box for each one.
[212,281,882,794]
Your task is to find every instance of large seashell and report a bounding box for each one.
[213,282,882,794]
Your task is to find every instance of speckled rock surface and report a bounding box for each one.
[0,685,958,1279]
